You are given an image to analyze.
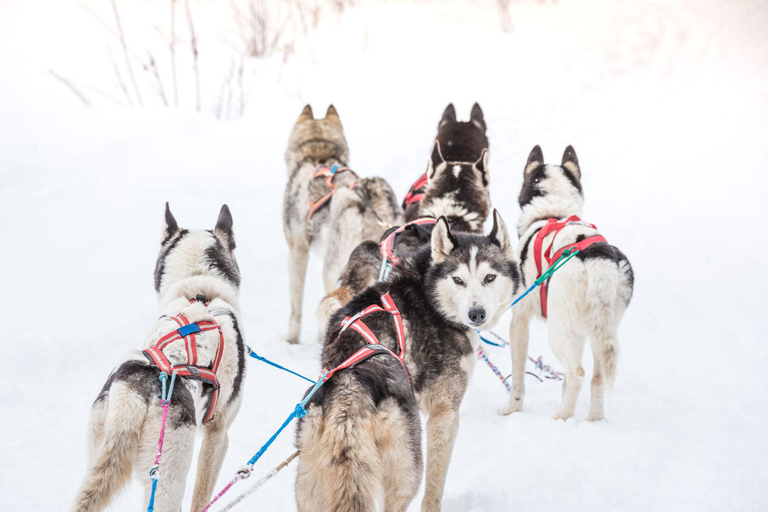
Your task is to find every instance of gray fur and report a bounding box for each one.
[283,105,404,343]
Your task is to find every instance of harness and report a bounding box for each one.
[378,217,437,281]
[307,165,359,221]
[142,297,224,423]
[533,216,607,318]
[322,292,410,385]
[402,171,429,210]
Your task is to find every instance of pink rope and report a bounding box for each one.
[200,472,248,512]
[477,347,511,392]
[153,402,171,467]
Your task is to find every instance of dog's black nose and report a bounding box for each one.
[469,306,486,324]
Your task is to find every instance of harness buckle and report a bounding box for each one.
[177,323,201,337]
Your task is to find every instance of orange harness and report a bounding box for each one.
[307,165,359,221]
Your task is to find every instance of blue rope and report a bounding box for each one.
[244,371,329,469]
[246,346,315,384]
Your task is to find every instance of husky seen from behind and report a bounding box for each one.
[499,146,634,421]
[296,211,520,512]
[72,204,246,512]
[283,105,403,343]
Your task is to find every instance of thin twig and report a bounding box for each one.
[184,0,200,112]
[111,0,142,105]
[49,70,91,106]
[108,45,133,105]
[146,51,169,106]
[170,0,178,107]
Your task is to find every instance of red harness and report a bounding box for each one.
[142,301,224,424]
[533,216,608,318]
[379,217,437,265]
[321,292,410,385]
[402,171,429,209]
[307,165,359,221]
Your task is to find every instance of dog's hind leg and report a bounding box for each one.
[190,416,232,512]
[499,309,532,415]
[550,325,587,421]
[136,403,195,512]
[381,408,423,512]
[285,239,310,344]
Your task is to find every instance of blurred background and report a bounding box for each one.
[1,0,766,510]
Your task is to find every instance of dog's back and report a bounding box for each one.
[296,295,422,511]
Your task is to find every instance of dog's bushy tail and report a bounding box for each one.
[585,259,620,391]
[72,384,148,512]
[296,376,382,511]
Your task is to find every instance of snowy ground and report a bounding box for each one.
[1,0,767,510]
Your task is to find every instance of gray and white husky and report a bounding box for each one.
[296,211,520,512]
[499,146,634,421]
[283,104,403,343]
[72,204,246,512]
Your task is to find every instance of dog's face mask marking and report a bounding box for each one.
[154,203,240,294]
[428,210,519,329]
[421,141,491,234]
[519,145,583,208]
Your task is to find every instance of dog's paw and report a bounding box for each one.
[553,410,574,421]
[586,412,606,422]
[498,399,523,416]
[281,332,301,344]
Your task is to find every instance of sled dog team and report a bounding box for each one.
[73,104,634,512]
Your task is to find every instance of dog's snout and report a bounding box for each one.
[468,306,486,324]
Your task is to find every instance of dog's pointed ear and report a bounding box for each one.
[562,145,580,178]
[470,103,486,131]
[162,202,179,243]
[439,103,456,127]
[525,145,544,175]
[473,148,490,187]
[488,209,514,259]
[297,104,313,123]
[431,216,456,264]
[428,141,445,180]
[325,105,342,127]
[215,204,236,250]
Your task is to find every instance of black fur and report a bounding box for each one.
[95,360,195,428]
[436,103,489,162]
[205,234,241,287]
[518,164,547,208]
[210,309,246,405]
[576,241,634,306]
[154,229,189,292]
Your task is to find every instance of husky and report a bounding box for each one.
[316,124,493,340]
[283,104,403,343]
[499,146,634,421]
[296,211,520,512]
[403,103,489,221]
[72,204,246,512]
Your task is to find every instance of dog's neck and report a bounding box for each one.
[286,140,348,175]
[517,193,584,238]
[158,275,239,315]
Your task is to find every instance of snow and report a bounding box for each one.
[1,0,767,510]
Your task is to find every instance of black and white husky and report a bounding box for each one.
[296,211,520,512]
[499,146,634,421]
[72,204,246,512]
[283,105,403,343]
[315,104,492,339]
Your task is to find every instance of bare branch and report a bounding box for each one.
[184,0,201,112]
[170,0,178,107]
[49,70,91,106]
[111,0,143,105]
[146,51,169,106]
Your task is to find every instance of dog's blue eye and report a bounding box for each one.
[485,274,496,284]
[533,178,540,184]
[453,277,465,286]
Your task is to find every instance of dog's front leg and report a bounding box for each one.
[421,403,460,512]
[190,421,229,512]
[499,310,531,415]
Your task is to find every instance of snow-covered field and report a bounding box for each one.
[1,0,767,510]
